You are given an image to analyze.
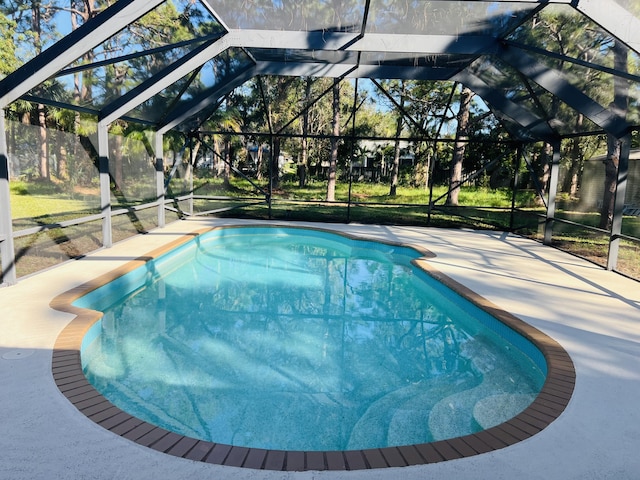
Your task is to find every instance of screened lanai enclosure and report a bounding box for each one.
[1,0,640,286]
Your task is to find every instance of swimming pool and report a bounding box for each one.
[51,225,575,470]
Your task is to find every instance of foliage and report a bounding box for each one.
[2,3,640,248]
[0,11,18,77]
[9,179,98,220]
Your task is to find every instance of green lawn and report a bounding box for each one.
[11,194,98,220]
[192,177,539,207]
[9,180,98,221]
[7,176,640,281]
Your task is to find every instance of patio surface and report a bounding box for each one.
[2,218,640,479]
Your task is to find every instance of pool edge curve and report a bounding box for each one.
[50,224,576,471]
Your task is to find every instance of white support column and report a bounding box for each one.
[154,131,165,228]
[188,137,194,216]
[543,141,561,245]
[0,109,16,285]
[607,134,631,270]
[98,122,112,248]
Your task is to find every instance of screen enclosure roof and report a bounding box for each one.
[1,0,640,142]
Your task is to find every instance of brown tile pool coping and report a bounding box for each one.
[50,225,575,472]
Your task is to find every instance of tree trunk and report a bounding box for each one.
[600,40,629,230]
[389,137,401,196]
[213,139,221,174]
[446,86,473,206]
[389,81,406,196]
[31,2,49,180]
[534,142,553,206]
[222,137,231,188]
[38,103,49,179]
[57,130,68,180]
[300,77,311,188]
[600,138,620,230]
[185,140,199,192]
[423,151,432,191]
[113,133,123,191]
[270,136,281,190]
[256,143,263,180]
[326,79,340,202]
[562,114,584,198]
[71,1,96,172]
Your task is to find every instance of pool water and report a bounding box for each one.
[78,226,545,451]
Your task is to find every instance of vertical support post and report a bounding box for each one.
[257,77,273,219]
[543,140,561,245]
[427,154,435,226]
[347,78,359,224]
[0,109,17,285]
[188,135,194,216]
[607,133,631,271]
[154,131,165,228]
[347,163,353,223]
[98,122,112,248]
[268,136,273,219]
[510,142,523,232]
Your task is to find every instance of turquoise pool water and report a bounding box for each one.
[78,226,545,451]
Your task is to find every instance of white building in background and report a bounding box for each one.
[579,149,640,213]
[352,140,415,180]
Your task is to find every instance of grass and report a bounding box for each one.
[10,180,99,221]
[11,195,97,220]
[11,206,172,279]
[6,176,640,281]
[192,177,539,207]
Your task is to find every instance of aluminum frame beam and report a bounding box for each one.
[4,0,634,136]
[356,64,461,80]
[99,35,235,125]
[438,0,572,2]
[154,132,165,228]
[0,109,16,285]
[56,34,223,77]
[497,45,631,138]
[158,65,258,134]
[255,62,357,80]
[347,34,499,55]
[229,30,499,55]
[1,0,637,134]
[452,70,558,142]
[254,61,459,81]
[575,0,640,53]
[369,78,437,141]
[97,123,112,248]
[158,60,457,136]
[0,0,165,108]
[504,40,640,84]
[227,30,359,51]
[543,141,562,245]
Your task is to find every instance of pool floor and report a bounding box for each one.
[50,225,575,471]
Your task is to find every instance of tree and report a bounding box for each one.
[396,80,458,189]
[389,81,406,196]
[0,11,18,78]
[600,42,629,230]
[255,76,301,188]
[298,77,312,187]
[208,99,242,187]
[510,7,627,212]
[446,86,473,206]
[64,1,97,175]
[326,79,341,202]
[29,1,57,180]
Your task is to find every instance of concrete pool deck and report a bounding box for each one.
[1,218,640,479]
